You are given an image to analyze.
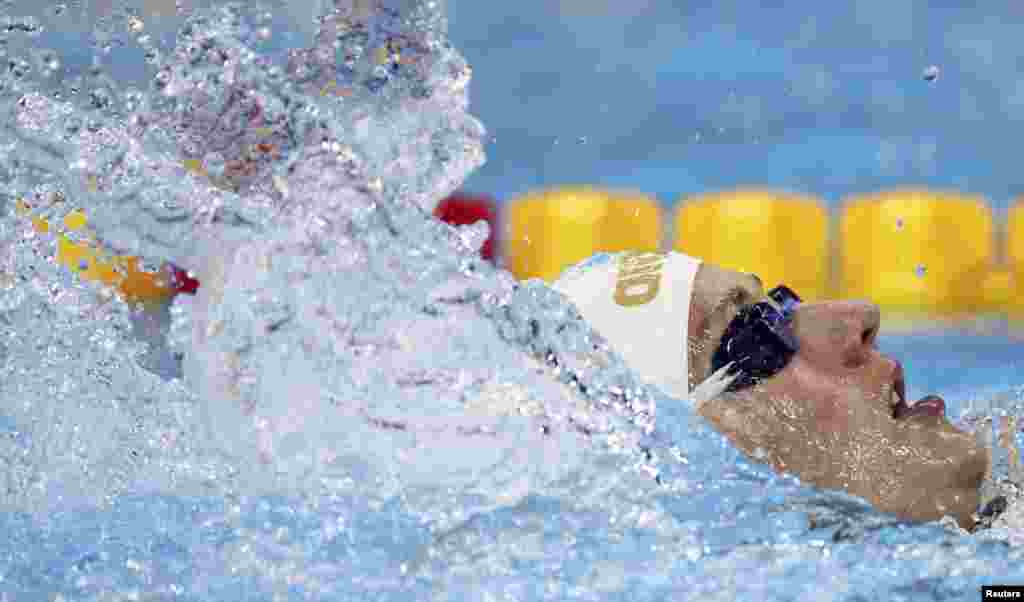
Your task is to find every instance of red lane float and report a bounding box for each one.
[433,192,499,261]
[170,265,201,295]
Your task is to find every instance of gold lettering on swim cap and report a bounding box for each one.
[614,252,666,307]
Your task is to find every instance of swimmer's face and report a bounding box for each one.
[690,264,988,530]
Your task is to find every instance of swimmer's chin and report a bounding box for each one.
[897,443,988,530]
[913,484,984,531]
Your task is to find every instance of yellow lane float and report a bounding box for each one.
[15,199,178,307]
[672,188,830,301]
[504,186,662,282]
[838,189,995,317]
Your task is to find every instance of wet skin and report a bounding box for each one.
[686,264,988,530]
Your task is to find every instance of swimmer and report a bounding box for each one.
[554,250,991,530]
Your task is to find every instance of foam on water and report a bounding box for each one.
[1,1,1024,599]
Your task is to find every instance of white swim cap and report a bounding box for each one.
[553,251,704,401]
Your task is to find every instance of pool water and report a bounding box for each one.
[1,2,1024,600]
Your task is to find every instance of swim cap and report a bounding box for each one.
[553,251,705,401]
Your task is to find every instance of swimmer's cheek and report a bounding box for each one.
[956,444,990,491]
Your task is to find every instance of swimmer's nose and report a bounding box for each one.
[848,301,882,348]
[891,360,906,407]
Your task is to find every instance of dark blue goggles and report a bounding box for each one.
[710,285,802,391]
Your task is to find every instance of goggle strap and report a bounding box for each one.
[692,362,740,409]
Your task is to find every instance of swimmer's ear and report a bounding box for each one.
[691,361,738,411]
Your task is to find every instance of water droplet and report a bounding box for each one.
[36,49,60,72]
[138,257,163,275]
[127,16,144,34]
[456,221,489,254]
[185,43,203,64]
[576,136,587,145]
[8,58,31,79]
[922,65,940,82]
[122,88,144,112]
[88,87,112,110]
[153,68,171,88]
[62,115,82,137]
[203,152,226,177]
[915,264,927,278]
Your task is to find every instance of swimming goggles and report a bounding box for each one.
[710,285,802,391]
